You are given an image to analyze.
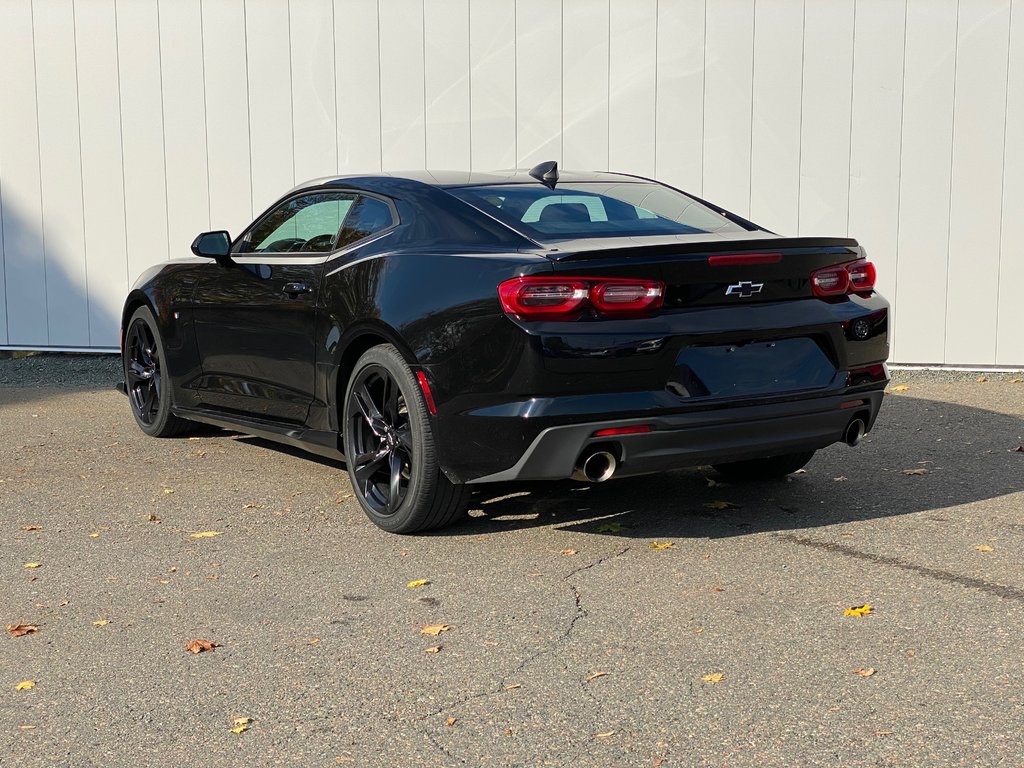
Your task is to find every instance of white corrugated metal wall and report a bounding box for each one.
[0,0,1021,365]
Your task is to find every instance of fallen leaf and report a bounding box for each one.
[889,385,910,392]
[420,624,450,636]
[445,717,457,727]
[597,523,625,533]
[853,667,876,677]
[875,730,894,737]
[585,671,608,683]
[504,683,522,690]
[844,604,873,617]
[594,731,615,739]
[232,717,252,727]
[559,548,578,556]
[147,513,160,523]
[89,533,100,538]
[163,488,174,494]
[834,476,849,482]
[16,725,35,730]
[1011,445,1024,453]
[406,579,430,588]
[975,545,994,552]
[1008,378,1023,384]
[976,375,988,383]
[702,673,724,683]
[901,468,929,476]
[23,563,41,569]
[21,525,42,532]
[907,649,916,658]
[193,450,206,458]
[6,622,39,638]
[229,724,249,734]
[92,620,110,627]
[704,500,741,510]
[649,541,674,550]
[243,503,258,509]
[424,645,442,654]
[190,531,222,538]
[14,680,36,691]
[184,639,219,654]
[705,477,723,488]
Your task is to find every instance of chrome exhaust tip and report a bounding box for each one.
[843,417,866,447]
[572,450,617,483]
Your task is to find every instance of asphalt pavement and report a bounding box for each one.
[2,355,1023,767]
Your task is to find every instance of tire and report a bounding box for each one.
[711,450,816,482]
[342,344,469,533]
[123,306,194,438]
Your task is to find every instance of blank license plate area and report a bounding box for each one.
[670,338,836,399]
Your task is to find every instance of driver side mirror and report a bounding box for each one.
[190,230,233,267]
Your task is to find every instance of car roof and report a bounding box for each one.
[292,168,647,193]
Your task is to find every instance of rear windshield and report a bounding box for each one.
[448,182,750,240]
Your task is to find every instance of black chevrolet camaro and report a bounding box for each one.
[119,163,889,533]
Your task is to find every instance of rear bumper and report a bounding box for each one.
[465,388,884,484]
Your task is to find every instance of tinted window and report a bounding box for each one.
[336,196,394,249]
[242,192,355,253]
[449,182,748,239]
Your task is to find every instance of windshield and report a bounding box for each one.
[448,182,750,240]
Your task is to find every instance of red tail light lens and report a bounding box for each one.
[499,276,664,320]
[811,259,875,298]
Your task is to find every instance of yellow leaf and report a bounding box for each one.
[649,541,674,550]
[163,488,174,494]
[585,671,608,683]
[844,604,873,617]
[504,683,522,690]
[704,500,740,510]
[15,680,36,691]
[23,563,41,569]
[92,620,110,627]
[406,579,430,588]
[976,375,988,383]
[594,731,616,739]
[889,385,910,392]
[89,533,100,538]
[702,673,724,684]
[559,549,578,556]
[597,523,624,533]
[233,717,253,726]
[420,624,450,636]
[16,725,35,730]
[424,646,442,654]
[190,531,222,538]
[975,545,994,552]
[230,724,249,734]
[853,667,877,677]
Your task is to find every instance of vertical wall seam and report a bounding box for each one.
[199,0,211,230]
[654,0,660,176]
[287,0,296,183]
[560,0,564,165]
[846,0,858,236]
[114,0,131,292]
[467,0,473,170]
[376,0,383,171]
[699,0,707,195]
[993,0,1014,361]
[748,0,756,216]
[71,0,92,345]
[796,0,806,235]
[942,0,961,364]
[422,0,427,168]
[331,0,339,175]
[243,0,254,218]
[0,145,7,344]
[30,0,51,343]
[514,0,519,166]
[156,0,170,262]
[893,0,909,360]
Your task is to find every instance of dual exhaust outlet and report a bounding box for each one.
[571,415,868,484]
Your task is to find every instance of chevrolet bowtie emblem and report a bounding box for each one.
[725,281,764,298]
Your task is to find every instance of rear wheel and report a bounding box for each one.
[711,451,815,481]
[123,306,194,438]
[342,344,468,533]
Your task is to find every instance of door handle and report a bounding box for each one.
[282,282,311,296]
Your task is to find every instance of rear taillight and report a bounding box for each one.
[498,276,664,320]
[811,259,875,298]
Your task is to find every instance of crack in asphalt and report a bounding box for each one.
[774,533,1024,602]
[415,545,634,762]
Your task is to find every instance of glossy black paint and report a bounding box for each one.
[121,170,890,485]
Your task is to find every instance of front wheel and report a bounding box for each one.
[123,306,194,438]
[711,451,816,482]
[342,344,468,533]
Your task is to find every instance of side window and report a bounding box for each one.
[241,192,356,253]
[336,196,394,249]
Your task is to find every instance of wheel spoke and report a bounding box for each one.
[353,447,389,483]
[126,360,148,381]
[353,383,388,435]
[386,450,403,513]
[395,425,413,453]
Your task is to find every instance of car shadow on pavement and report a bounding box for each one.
[443,394,1024,539]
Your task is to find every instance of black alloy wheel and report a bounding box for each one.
[123,306,193,438]
[342,344,469,533]
[346,365,413,516]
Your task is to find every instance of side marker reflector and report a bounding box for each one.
[592,425,652,437]
[416,371,437,416]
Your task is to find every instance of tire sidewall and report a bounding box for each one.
[124,306,175,437]
[342,345,434,533]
